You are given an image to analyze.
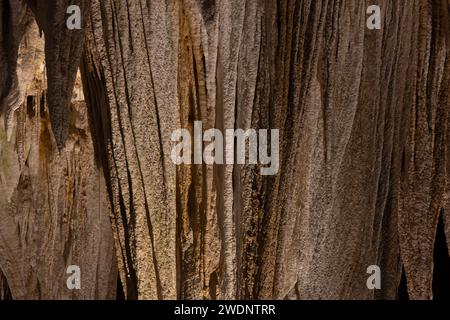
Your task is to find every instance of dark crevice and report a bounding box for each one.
[116,272,125,300]
[432,211,450,300]
[398,267,409,300]
[0,272,12,300]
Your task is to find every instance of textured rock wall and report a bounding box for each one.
[81,0,450,300]
[0,2,116,299]
[0,0,449,300]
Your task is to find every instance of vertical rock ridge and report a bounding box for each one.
[1,0,449,300]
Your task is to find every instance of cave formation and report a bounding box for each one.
[0,0,449,300]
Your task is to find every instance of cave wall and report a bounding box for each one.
[0,2,116,299]
[0,0,449,300]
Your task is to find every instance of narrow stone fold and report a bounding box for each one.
[25,0,89,149]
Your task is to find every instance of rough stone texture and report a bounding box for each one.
[1,0,449,300]
[80,0,450,300]
[25,0,90,149]
[81,0,180,300]
[0,4,116,299]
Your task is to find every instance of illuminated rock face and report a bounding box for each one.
[0,0,449,300]
[0,13,116,299]
[24,0,90,150]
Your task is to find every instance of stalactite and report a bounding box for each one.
[0,0,449,300]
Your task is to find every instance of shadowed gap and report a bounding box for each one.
[398,268,409,300]
[116,272,125,300]
[432,212,450,300]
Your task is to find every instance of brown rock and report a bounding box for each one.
[0,0,449,300]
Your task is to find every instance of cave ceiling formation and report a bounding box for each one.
[0,0,449,300]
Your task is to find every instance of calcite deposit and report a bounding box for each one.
[0,0,449,300]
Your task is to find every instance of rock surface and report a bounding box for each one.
[0,0,449,300]
[0,4,116,299]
